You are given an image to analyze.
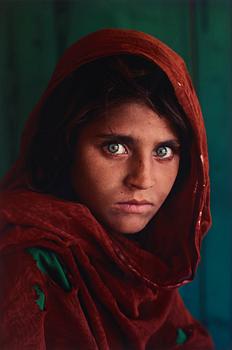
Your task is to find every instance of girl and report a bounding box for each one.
[0,28,214,349]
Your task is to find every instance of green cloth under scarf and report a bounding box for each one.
[27,247,72,292]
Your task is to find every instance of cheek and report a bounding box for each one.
[157,160,179,195]
[71,150,120,197]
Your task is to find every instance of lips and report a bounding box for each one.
[113,200,154,214]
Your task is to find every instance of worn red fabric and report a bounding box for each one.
[0,29,213,349]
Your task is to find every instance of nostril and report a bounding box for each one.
[124,173,154,190]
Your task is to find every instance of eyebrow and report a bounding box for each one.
[96,133,180,148]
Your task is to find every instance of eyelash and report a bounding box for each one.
[102,141,179,160]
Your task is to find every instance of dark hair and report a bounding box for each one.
[25,54,192,198]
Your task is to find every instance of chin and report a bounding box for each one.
[109,218,149,235]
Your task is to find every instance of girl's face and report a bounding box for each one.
[71,101,180,235]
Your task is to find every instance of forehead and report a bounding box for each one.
[80,101,178,141]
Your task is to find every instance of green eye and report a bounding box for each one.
[107,143,127,155]
[156,146,173,158]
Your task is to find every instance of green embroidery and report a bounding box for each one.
[27,247,72,292]
[176,328,188,345]
[33,285,45,311]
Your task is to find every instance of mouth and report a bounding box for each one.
[113,200,154,214]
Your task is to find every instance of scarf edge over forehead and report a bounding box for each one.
[0,28,212,289]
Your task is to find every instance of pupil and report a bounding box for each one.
[109,144,119,153]
[157,147,167,156]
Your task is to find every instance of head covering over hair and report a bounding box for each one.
[0,29,213,349]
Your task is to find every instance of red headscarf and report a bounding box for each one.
[0,29,213,349]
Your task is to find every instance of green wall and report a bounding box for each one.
[1,1,231,348]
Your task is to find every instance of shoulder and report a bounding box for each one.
[1,238,72,296]
[167,290,214,349]
[0,246,47,348]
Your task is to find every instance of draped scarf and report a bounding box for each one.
[0,28,213,349]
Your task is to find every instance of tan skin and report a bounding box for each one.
[71,101,180,235]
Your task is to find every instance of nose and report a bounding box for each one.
[124,156,154,190]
